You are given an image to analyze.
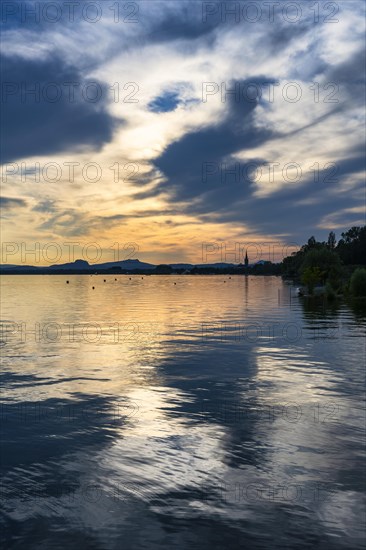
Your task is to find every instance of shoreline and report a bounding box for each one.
[0,270,281,276]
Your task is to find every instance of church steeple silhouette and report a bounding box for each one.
[244,250,249,267]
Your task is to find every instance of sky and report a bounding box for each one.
[1,0,365,265]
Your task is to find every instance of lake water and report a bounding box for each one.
[1,275,365,549]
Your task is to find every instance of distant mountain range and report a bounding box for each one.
[0,258,277,274]
[0,259,154,272]
[50,259,156,271]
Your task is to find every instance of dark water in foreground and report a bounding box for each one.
[0,275,365,549]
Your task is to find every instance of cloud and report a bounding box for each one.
[143,62,364,242]
[0,197,27,209]
[32,199,57,213]
[148,78,276,205]
[0,0,365,258]
[0,54,120,163]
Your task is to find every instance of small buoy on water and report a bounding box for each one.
[104,279,106,282]
[115,278,117,281]
[92,286,95,289]
[129,277,131,280]
[66,280,69,284]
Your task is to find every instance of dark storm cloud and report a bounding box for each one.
[0,0,101,31]
[1,0,364,245]
[144,3,219,44]
[148,78,276,205]
[1,1,317,54]
[0,196,27,209]
[326,49,366,107]
[32,199,57,213]
[218,170,364,237]
[0,54,119,164]
[142,68,364,242]
[0,0,219,47]
[331,152,366,178]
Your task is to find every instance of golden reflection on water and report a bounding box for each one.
[1,275,288,398]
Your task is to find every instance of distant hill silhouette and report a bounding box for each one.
[0,258,278,275]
